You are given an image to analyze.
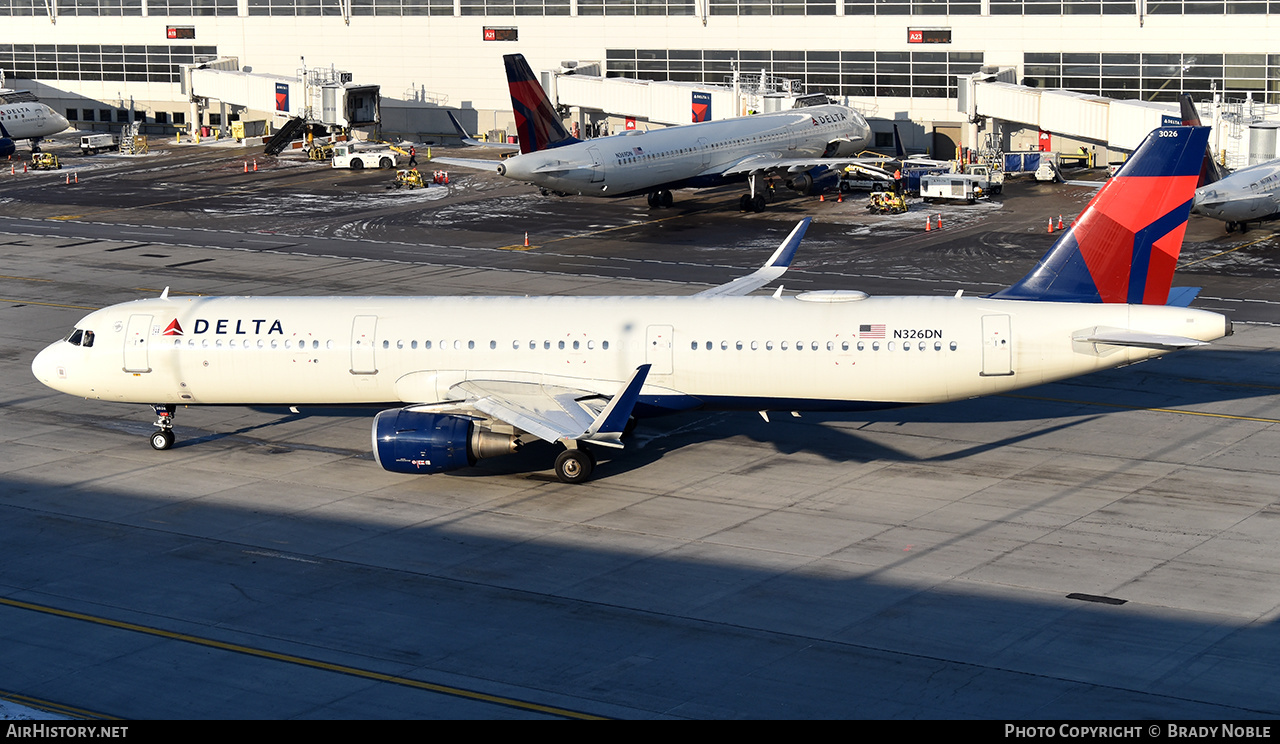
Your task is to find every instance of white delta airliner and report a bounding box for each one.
[33,126,1230,484]
[0,88,70,156]
[1177,93,1280,234]
[433,54,874,212]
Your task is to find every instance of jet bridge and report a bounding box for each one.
[183,59,380,136]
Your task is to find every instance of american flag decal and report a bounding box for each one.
[859,324,885,339]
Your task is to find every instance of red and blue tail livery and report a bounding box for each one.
[503,54,578,155]
[993,126,1209,306]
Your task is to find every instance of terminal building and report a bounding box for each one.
[2,2,1278,160]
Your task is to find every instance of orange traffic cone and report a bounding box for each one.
[837,192,843,203]
[935,214,942,230]
[74,173,78,184]
[244,161,248,173]
[925,218,932,232]
[524,232,529,247]
[253,159,258,172]
[819,194,825,202]
[1057,215,1065,230]
[65,173,70,185]
[1047,218,1054,233]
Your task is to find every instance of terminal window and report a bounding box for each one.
[0,43,216,84]
[1023,51,1277,104]
[845,1,978,13]
[607,49,983,99]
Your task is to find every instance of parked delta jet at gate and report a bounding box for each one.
[0,89,69,156]
[33,127,1229,483]
[1179,93,1280,234]
[432,54,874,212]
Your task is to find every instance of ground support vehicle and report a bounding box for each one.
[30,153,61,170]
[393,169,426,189]
[80,134,120,155]
[919,173,989,204]
[331,143,398,170]
[867,191,908,214]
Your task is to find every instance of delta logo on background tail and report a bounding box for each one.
[503,54,577,155]
[993,126,1209,306]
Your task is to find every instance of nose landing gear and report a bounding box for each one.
[150,404,176,450]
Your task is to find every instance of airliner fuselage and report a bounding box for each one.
[495,104,869,198]
[0,92,70,155]
[32,293,1227,411]
[1193,158,1280,230]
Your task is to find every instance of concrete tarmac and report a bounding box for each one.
[1,138,1279,719]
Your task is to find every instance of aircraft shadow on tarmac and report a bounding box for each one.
[3,437,1279,717]
[201,345,1280,482]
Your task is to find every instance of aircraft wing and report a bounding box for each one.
[447,111,520,151]
[696,218,810,298]
[408,366,651,448]
[719,154,898,178]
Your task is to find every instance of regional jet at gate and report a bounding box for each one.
[0,89,69,156]
[431,54,874,212]
[1179,93,1280,234]
[33,127,1229,483]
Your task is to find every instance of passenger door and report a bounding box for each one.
[350,315,378,375]
[980,314,1013,377]
[123,314,152,373]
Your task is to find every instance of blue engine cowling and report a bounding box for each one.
[0,138,15,158]
[787,166,841,196]
[372,409,519,474]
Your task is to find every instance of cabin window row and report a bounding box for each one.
[174,338,324,349]
[383,339,612,351]
[690,339,959,351]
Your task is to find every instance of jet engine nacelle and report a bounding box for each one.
[0,138,14,158]
[787,166,840,196]
[372,409,519,475]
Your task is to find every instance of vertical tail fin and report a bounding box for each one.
[503,54,577,155]
[1179,94,1228,187]
[992,126,1209,306]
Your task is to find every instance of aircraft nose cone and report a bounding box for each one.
[31,343,62,387]
[31,342,78,395]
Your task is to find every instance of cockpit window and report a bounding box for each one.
[82,330,94,347]
[64,329,94,347]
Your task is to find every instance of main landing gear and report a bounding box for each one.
[1225,221,1249,234]
[554,445,596,484]
[149,404,176,450]
[739,173,768,213]
[646,190,673,208]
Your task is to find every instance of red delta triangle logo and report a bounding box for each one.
[162,319,183,336]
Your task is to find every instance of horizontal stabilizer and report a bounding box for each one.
[1166,287,1201,307]
[428,156,503,172]
[1076,330,1208,350]
[696,218,810,298]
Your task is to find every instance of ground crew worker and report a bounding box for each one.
[893,168,903,194]
[408,146,418,167]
